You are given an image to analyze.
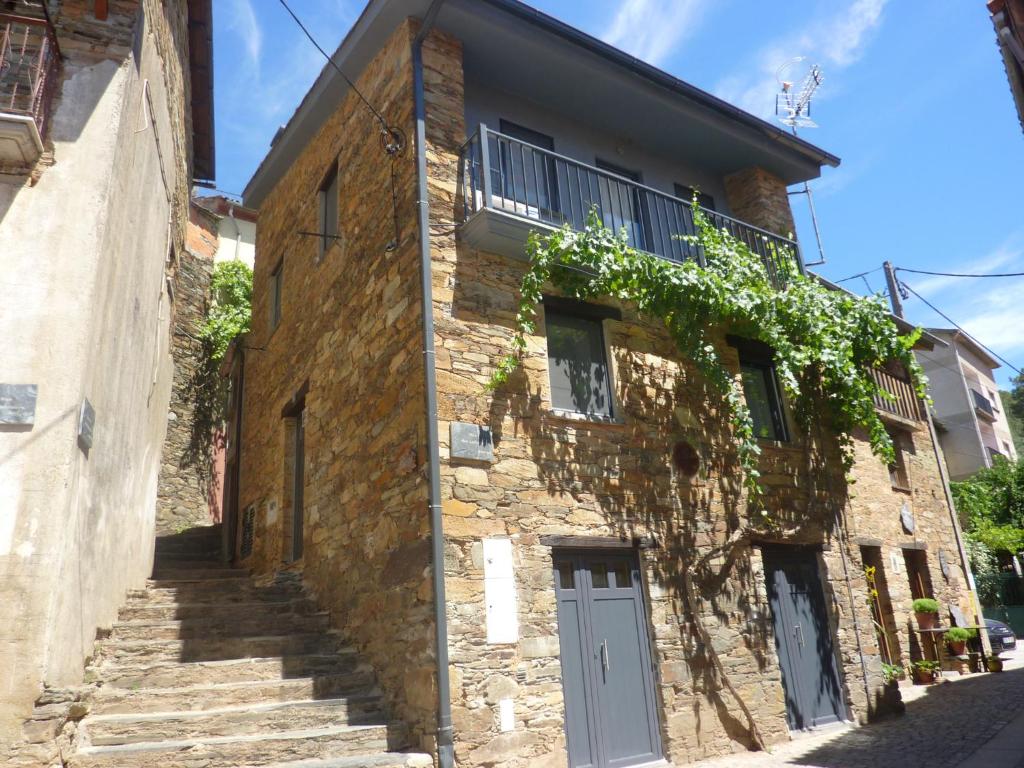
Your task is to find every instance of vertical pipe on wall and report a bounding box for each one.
[412,2,454,766]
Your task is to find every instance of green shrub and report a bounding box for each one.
[944,627,975,643]
[912,598,939,614]
[881,662,904,683]
[913,659,940,672]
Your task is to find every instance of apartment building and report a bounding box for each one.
[918,328,1018,480]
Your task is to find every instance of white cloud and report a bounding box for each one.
[227,0,263,67]
[715,0,888,118]
[602,0,707,65]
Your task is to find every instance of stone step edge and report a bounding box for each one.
[99,631,345,649]
[92,675,378,702]
[261,754,433,768]
[88,651,360,677]
[77,724,391,755]
[110,611,329,630]
[85,694,383,724]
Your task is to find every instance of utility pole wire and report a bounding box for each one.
[899,280,1021,375]
[896,267,1024,279]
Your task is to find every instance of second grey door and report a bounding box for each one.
[554,551,661,768]
[762,545,845,731]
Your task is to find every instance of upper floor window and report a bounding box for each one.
[887,427,911,492]
[318,164,339,261]
[545,300,618,419]
[497,119,557,214]
[269,260,283,331]
[729,336,788,442]
[674,183,716,211]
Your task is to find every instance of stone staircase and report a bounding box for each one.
[68,525,430,768]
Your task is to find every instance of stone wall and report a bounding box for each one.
[0,0,195,742]
[155,202,218,534]
[237,19,439,753]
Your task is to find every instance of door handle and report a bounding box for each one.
[601,639,611,673]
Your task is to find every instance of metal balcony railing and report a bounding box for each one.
[1,13,59,142]
[459,125,803,289]
[870,365,924,423]
[972,389,997,421]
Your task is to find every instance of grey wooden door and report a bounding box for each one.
[554,551,662,768]
[762,546,845,730]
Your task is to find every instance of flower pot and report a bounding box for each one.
[988,656,1004,673]
[916,611,938,630]
[912,667,937,685]
[948,640,967,656]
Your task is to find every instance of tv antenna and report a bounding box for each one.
[775,57,826,266]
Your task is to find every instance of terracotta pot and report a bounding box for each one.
[912,667,937,685]
[916,611,938,630]
[948,640,967,656]
[988,656,1004,673]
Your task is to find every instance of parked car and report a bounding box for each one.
[985,618,1017,651]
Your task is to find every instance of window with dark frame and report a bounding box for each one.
[269,260,282,330]
[673,183,716,212]
[887,428,911,492]
[497,119,558,215]
[730,337,788,442]
[545,307,615,418]
[318,164,339,261]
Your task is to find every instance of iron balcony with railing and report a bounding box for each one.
[971,388,997,422]
[0,12,59,168]
[458,125,804,289]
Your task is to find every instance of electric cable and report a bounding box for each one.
[899,280,1021,375]
[896,267,1024,279]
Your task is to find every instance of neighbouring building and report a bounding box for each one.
[917,328,1019,480]
[236,2,980,766]
[0,0,213,745]
[156,195,256,536]
[990,0,1024,131]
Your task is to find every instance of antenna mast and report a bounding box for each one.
[776,58,827,266]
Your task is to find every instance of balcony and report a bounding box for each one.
[971,389,997,422]
[870,365,924,425]
[458,125,803,289]
[0,13,59,170]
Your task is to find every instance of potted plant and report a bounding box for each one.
[943,627,976,656]
[988,655,1004,672]
[911,659,940,684]
[912,598,940,630]
[881,662,905,684]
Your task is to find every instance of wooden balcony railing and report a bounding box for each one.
[870,366,923,423]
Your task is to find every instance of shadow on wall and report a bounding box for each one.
[448,246,852,752]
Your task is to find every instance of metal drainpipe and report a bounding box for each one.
[412,2,454,766]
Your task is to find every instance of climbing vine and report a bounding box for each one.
[489,206,927,499]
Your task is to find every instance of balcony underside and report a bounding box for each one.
[0,113,42,170]
[460,205,558,262]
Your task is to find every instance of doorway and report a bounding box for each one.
[553,550,662,768]
[762,545,846,731]
[861,546,902,665]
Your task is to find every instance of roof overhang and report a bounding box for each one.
[927,327,1000,370]
[188,0,215,184]
[244,0,839,208]
[990,0,1024,133]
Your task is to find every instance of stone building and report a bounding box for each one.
[236,2,980,766]
[990,0,1024,132]
[0,0,213,744]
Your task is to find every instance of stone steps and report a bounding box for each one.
[71,724,402,768]
[91,671,378,713]
[108,611,331,641]
[62,523,419,768]
[81,697,386,745]
[94,653,364,689]
[118,596,318,622]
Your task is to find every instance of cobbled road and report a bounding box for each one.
[691,648,1024,768]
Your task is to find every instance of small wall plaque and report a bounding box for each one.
[78,398,95,452]
[0,384,37,425]
[899,500,915,534]
[451,422,494,462]
[950,604,968,628]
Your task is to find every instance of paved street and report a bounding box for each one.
[691,647,1024,768]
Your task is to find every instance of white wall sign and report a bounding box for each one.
[483,537,518,644]
[498,698,515,732]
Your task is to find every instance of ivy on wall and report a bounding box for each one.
[490,207,927,499]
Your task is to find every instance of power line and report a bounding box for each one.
[834,267,883,284]
[899,280,1021,375]
[896,267,1024,279]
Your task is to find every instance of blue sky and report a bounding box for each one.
[212,0,1024,387]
